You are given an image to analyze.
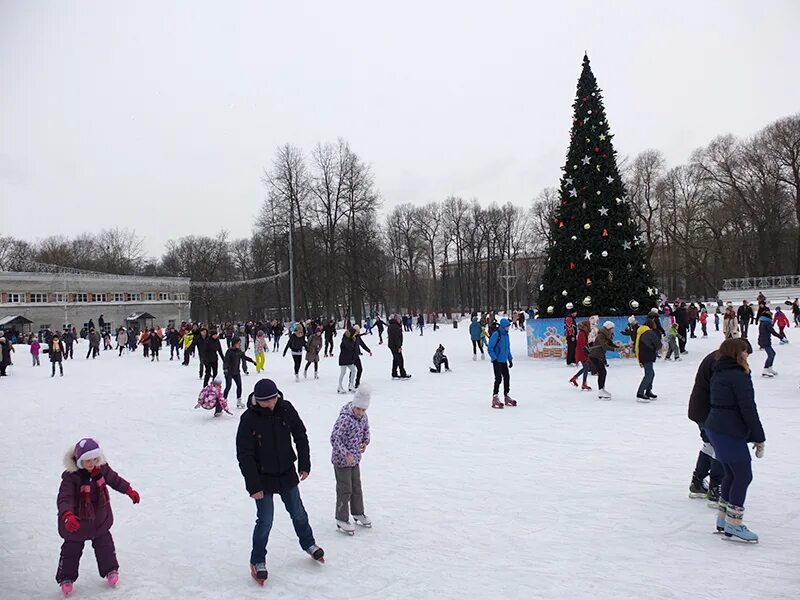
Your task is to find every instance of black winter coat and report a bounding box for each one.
[387,321,403,350]
[705,357,765,443]
[737,305,753,324]
[688,351,717,424]
[636,329,661,363]
[236,395,310,495]
[674,307,689,328]
[338,335,357,366]
[757,317,780,349]
[149,333,162,350]
[202,337,224,363]
[283,334,307,356]
[354,335,371,356]
[224,348,255,374]
[167,330,180,346]
[191,334,208,357]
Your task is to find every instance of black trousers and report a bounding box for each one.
[377,328,383,343]
[590,357,607,389]
[677,326,688,352]
[64,343,73,359]
[689,319,697,337]
[354,356,363,387]
[740,321,749,339]
[492,361,510,395]
[566,338,577,364]
[694,426,723,489]
[51,360,63,376]
[224,372,242,399]
[203,361,218,386]
[292,354,302,375]
[391,349,407,377]
[471,339,484,355]
[324,337,334,355]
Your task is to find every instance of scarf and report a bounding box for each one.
[77,467,110,520]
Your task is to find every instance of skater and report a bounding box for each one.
[223,338,256,408]
[323,319,337,357]
[699,308,709,337]
[331,385,372,535]
[139,328,150,359]
[337,328,358,393]
[417,313,425,336]
[148,328,162,361]
[86,328,100,360]
[488,318,515,409]
[166,325,181,360]
[772,306,790,342]
[181,328,194,365]
[688,303,699,338]
[588,321,620,400]
[569,320,592,391]
[737,300,753,339]
[374,315,386,345]
[201,330,224,386]
[704,338,765,542]
[49,333,64,377]
[62,329,75,360]
[793,298,800,327]
[271,320,283,352]
[564,315,577,365]
[55,438,140,597]
[283,324,307,382]
[116,328,127,357]
[469,314,485,361]
[621,316,640,355]
[352,325,372,389]
[715,305,721,332]
[0,335,13,376]
[254,330,267,373]
[195,377,232,416]
[236,379,324,583]
[757,308,781,377]
[30,336,41,366]
[723,306,739,339]
[635,319,661,402]
[674,303,689,353]
[665,323,683,360]
[429,344,450,373]
[388,315,410,379]
[304,327,322,379]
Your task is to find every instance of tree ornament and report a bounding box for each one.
[583,223,591,230]
[566,302,574,310]
[599,133,606,140]
[608,271,613,281]
[595,165,601,172]
[569,261,576,269]
[559,221,565,228]
[622,241,631,250]
[602,228,608,237]
[565,177,573,185]
[629,300,639,310]
[598,206,608,216]
[581,155,591,165]
[582,296,592,307]
[571,235,576,240]
[584,250,592,260]
[617,222,623,227]
[539,284,544,291]
[647,287,654,296]
[596,190,601,195]
[547,305,555,315]
[616,197,623,204]
[569,188,578,197]
[601,250,608,257]
[606,176,614,183]
[562,290,568,296]
[594,147,600,153]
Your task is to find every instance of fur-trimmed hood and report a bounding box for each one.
[63,448,107,473]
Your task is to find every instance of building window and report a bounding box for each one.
[128,293,141,302]
[75,293,88,303]
[54,292,67,303]
[39,323,52,331]
[145,292,156,301]
[112,293,125,302]
[92,293,107,302]
[30,293,47,303]
[174,292,187,301]
[159,292,169,301]
[7,293,21,303]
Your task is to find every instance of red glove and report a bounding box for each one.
[127,488,140,504]
[63,511,80,533]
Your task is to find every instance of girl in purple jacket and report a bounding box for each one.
[330,385,372,535]
[56,438,140,597]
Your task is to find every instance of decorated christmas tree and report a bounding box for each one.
[538,54,658,317]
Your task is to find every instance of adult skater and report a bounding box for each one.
[49,333,64,377]
[271,320,283,352]
[569,320,592,391]
[469,314,485,361]
[62,328,75,360]
[387,315,410,380]
[635,319,661,402]
[564,315,577,366]
[374,315,386,345]
[304,326,322,379]
[191,327,209,379]
[181,328,195,365]
[337,328,358,394]
[224,337,256,408]
[235,378,324,584]
[202,330,225,386]
[674,303,689,354]
[488,317,515,409]
[116,328,127,357]
[0,335,13,376]
[429,344,450,373]
[352,325,372,389]
[723,305,739,339]
[758,308,781,377]
[737,300,753,339]
[704,338,765,542]
[283,324,308,383]
[86,328,100,360]
[417,313,425,336]
[588,321,620,400]
[166,325,181,360]
[323,319,337,357]
[148,328,162,361]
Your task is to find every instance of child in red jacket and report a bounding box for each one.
[56,438,140,597]
[569,320,593,391]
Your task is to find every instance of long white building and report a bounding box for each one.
[0,271,191,333]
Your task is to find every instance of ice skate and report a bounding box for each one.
[723,505,758,543]
[597,388,612,400]
[581,382,592,391]
[336,519,355,535]
[636,394,650,403]
[715,500,729,533]
[767,367,778,376]
[706,485,720,508]
[250,562,268,585]
[473,355,477,361]
[60,581,73,597]
[504,394,517,407]
[353,514,372,528]
[491,395,504,409]
[314,372,319,379]
[236,399,245,409]
[569,376,579,388]
[106,571,119,588]
[295,374,300,382]
[306,544,325,563]
[337,387,347,394]
[646,391,658,399]
[761,368,774,378]
[348,387,356,393]
[480,354,485,361]
[213,411,222,417]
[689,477,708,499]
[304,371,308,379]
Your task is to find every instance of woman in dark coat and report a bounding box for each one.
[704,338,765,542]
[337,328,358,393]
[588,322,619,400]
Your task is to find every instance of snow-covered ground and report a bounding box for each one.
[1,322,799,599]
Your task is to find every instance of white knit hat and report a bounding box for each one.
[352,384,371,410]
[603,321,615,329]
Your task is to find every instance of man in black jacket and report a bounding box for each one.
[224,338,256,407]
[236,379,324,580]
[737,300,753,339]
[387,315,410,379]
[674,302,689,354]
[188,327,208,376]
[323,320,337,358]
[202,330,225,386]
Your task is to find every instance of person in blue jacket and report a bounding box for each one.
[757,308,781,377]
[488,318,515,409]
[469,314,485,361]
[704,337,765,543]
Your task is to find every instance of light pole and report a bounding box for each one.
[288,206,296,324]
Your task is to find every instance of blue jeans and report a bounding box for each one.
[637,361,655,396]
[250,485,315,564]
[764,346,775,368]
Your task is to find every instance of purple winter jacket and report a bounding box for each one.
[56,451,130,541]
[330,403,370,468]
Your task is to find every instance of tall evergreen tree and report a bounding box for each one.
[538,54,658,317]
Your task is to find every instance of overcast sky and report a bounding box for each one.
[2,1,798,256]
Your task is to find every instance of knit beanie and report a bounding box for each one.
[253,378,279,401]
[74,438,102,467]
[603,321,615,330]
[352,384,371,410]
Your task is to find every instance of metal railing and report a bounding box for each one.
[721,275,800,290]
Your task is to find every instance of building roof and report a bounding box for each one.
[0,315,35,327]
[125,312,156,321]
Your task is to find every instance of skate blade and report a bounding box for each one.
[355,521,372,528]
[722,534,758,544]
[688,493,707,499]
[336,526,355,536]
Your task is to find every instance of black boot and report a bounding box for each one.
[689,476,708,498]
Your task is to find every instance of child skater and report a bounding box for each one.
[56,438,140,597]
[304,326,323,379]
[429,344,451,373]
[30,335,41,366]
[254,330,267,373]
[665,323,683,361]
[195,377,232,417]
[50,333,64,377]
[331,385,372,535]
